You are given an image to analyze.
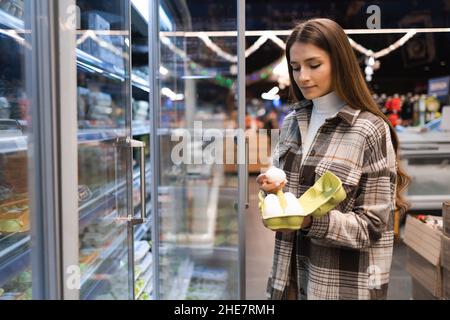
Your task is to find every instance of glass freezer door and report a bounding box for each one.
[75,0,134,300]
[153,0,246,299]
[0,0,33,300]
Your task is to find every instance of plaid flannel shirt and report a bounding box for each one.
[266,99,397,300]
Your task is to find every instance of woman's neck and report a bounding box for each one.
[312,91,346,114]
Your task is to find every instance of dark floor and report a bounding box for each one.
[246,175,412,300]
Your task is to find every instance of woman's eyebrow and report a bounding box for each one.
[290,56,321,64]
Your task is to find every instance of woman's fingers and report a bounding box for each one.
[256,173,267,185]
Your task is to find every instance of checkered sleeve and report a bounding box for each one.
[306,119,397,249]
[270,111,295,168]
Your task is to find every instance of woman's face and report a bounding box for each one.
[289,42,333,100]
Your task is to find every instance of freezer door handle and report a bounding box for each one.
[117,137,146,225]
[132,138,146,226]
[234,135,250,209]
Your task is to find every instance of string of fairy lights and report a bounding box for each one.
[160,29,425,89]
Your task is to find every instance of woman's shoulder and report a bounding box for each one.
[354,110,390,136]
[353,111,393,153]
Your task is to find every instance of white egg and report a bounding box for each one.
[284,192,305,215]
[263,194,283,217]
[265,167,287,186]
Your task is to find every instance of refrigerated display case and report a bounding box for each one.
[75,0,151,300]
[151,0,246,300]
[2,0,246,300]
[0,0,32,301]
[399,130,450,210]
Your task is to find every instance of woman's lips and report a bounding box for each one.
[300,86,316,90]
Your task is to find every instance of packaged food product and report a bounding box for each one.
[0,200,30,233]
[78,185,92,203]
[18,271,31,284]
[0,184,12,202]
[2,152,28,193]
[79,248,99,266]
[138,292,151,300]
[135,252,152,279]
[0,292,27,300]
[134,240,150,262]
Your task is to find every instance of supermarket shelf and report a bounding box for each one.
[79,186,118,230]
[79,167,150,229]
[168,244,238,263]
[0,125,150,153]
[82,247,128,300]
[134,251,152,280]
[0,9,149,91]
[78,123,149,143]
[0,8,23,30]
[137,279,153,300]
[162,168,221,246]
[77,128,124,143]
[131,73,150,92]
[135,267,153,299]
[77,49,149,91]
[132,123,151,136]
[0,136,27,154]
[134,210,152,242]
[80,228,127,286]
[0,236,30,287]
[167,259,194,300]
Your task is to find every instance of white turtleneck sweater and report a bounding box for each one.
[302,91,346,164]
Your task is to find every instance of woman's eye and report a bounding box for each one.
[292,68,300,72]
[311,64,321,69]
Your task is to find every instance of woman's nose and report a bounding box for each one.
[298,70,310,83]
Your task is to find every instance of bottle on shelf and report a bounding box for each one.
[419,94,426,127]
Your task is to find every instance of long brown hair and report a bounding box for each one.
[286,18,410,215]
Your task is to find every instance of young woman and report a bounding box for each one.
[257,18,410,300]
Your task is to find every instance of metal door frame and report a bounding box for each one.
[237,0,246,300]
[27,0,78,300]
[149,0,161,300]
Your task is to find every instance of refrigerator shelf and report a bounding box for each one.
[0,5,23,30]
[135,264,153,298]
[80,228,127,287]
[77,49,149,91]
[0,8,148,92]
[161,169,221,246]
[0,136,27,154]
[137,278,153,300]
[134,211,152,243]
[167,259,194,300]
[0,243,30,287]
[134,251,152,280]
[0,125,151,154]
[79,189,118,230]
[81,246,128,300]
[132,122,151,136]
[136,275,153,300]
[79,167,150,230]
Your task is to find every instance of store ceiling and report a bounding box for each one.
[149,0,450,101]
[179,0,450,95]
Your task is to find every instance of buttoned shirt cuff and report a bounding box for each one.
[302,213,330,238]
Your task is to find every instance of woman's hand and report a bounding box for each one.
[256,173,281,194]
